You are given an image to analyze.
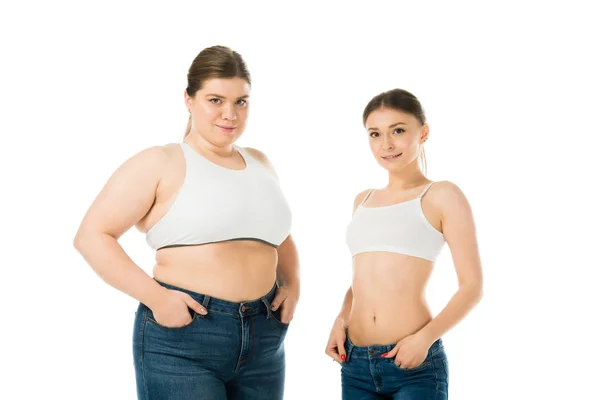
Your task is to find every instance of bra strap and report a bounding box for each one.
[360,189,375,205]
[418,182,435,199]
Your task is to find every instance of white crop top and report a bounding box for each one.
[346,182,445,262]
[146,142,292,250]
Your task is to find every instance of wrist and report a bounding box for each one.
[279,279,300,292]
[416,325,437,346]
[336,314,348,329]
[143,284,170,311]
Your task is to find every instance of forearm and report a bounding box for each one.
[418,283,483,345]
[74,232,167,309]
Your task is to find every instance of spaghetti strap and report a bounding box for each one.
[360,189,375,206]
[418,182,435,199]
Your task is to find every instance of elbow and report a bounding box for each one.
[475,286,483,303]
[73,229,97,253]
[474,283,484,303]
[73,231,85,252]
[461,281,483,303]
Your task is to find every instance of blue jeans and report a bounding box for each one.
[341,335,449,399]
[133,281,289,399]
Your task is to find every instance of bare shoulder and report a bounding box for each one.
[125,143,180,169]
[244,147,277,176]
[244,146,271,166]
[126,143,173,165]
[75,143,180,239]
[353,189,372,212]
[428,180,472,213]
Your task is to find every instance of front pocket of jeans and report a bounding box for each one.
[146,309,200,331]
[271,308,290,327]
[391,358,431,372]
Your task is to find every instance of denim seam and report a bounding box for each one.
[368,356,379,392]
[140,306,149,400]
[431,342,443,357]
[246,314,255,364]
[443,358,449,387]
[234,318,245,374]
[431,354,439,394]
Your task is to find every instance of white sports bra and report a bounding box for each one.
[346,182,445,262]
[146,142,292,250]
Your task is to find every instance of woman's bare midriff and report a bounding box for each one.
[134,144,279,302]
[152,240,278,302]
[348,252,434,346]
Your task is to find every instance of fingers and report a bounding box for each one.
[325,334,347,364]
[337,339,347,362]
[325,347,342,363]
[270,291,287,312]
[382,344,399,358]
[182,293,208,315]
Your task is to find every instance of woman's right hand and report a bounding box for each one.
[325,316,347,363]
[151,289,208,328]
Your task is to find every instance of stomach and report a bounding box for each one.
[152,240,278,302]
[348,251,434,346]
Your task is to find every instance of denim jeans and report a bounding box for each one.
[341,335,449,399]
[133,281,289,399]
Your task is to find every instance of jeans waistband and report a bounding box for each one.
[155,280,278,318]
[345,333,444,361]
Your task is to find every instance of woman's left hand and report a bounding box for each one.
[270,284,299,324]
[382,333,431,369]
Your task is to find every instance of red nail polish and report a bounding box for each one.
[341,354,346,362]
[381,352,388,357]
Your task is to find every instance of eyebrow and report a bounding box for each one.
[205,94,249,99]
[367,121,407,131]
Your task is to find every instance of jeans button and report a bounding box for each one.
[241,305,247,312]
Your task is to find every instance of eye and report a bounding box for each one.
[236,99,247,106]
[209,98,222,104]
[369,132,380,138]
[393,128,405,134]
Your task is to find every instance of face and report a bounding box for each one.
[365,108,429,173]
[185,77,250,147]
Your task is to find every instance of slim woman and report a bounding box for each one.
[74,46,299,400]
[325,89,483,399]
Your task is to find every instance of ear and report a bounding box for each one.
[420,123,430,143]
[184,90,193,112]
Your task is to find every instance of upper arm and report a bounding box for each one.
[437,181,483,291]
[75,146,170,240]
[244,147,279,180]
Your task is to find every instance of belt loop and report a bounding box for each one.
[261,298,273,319]
[344,329,354,362]
[345,339,354,363]
[201,295,211,314]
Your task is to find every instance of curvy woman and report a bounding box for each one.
[325,89,482,399]
[74,46,299,400]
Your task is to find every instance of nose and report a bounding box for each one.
[382,136,394,150]
[221,103,237,121]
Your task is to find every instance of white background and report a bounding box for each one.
[2,1,599,399]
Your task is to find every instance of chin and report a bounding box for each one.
[379,163,406,173]
[209,134,236,146]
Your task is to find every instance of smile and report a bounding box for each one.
[216,125,237,132]
[382,153,402,159]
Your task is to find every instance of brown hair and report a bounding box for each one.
[363,89,428,174]
[184,46,251,137]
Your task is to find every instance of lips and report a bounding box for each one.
[382,153,402,159]
[216,124,237,133]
